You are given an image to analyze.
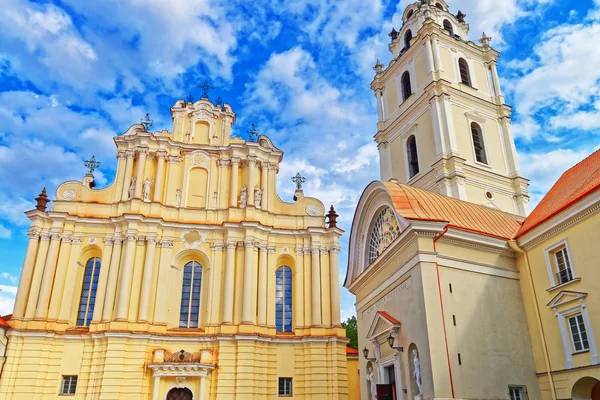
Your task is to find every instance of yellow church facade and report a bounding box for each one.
[0,98,348,399]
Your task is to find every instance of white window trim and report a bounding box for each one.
[509,385,528,400]
[464,112,491,168]
[452,52,478,89]
[553,300,599,369]
[544,238,576,287]
[403,127,420,182]
[396,64,417,105]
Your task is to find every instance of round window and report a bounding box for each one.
[485,191,494,200]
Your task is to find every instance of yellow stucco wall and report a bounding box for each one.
[346,355,360,400]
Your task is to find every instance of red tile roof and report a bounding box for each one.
[378,311,400,325]
[0,316,10,328]
[517,149,600,238]
[383,182,524,239]
[346,347,359,355]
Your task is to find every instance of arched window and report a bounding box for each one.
[404,30,413,49]
[458,58,471,86]
[368,208,401,265]
[407,10,414,20]
[471,123,488,164]
[443,20,454,36]
[436,3,444,10]
[276,266,293,332]
[180,261,202,328]
[401,72,412,102]
[407,135,420,178]
[77,257,101,326]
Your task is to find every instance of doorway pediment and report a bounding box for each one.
[367,311,400,341]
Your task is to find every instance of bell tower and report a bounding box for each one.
[372,0,529,216]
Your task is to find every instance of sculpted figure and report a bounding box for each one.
[240,184,248,208]
[413,349,423,395]
[254,185,263,208]
[129,178,136,199]
[367,365,377,400]
[143,178,152,202]
[175,188,182,207]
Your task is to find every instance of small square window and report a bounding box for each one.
[568,313,590,352]
[60,376,78,395]
[278,377,293,397]
[509,385,527,400]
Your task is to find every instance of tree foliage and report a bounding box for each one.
[342,315,358,349]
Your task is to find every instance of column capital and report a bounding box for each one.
[244,239,256,249]
[303,248,312,255]
[146,236,158,246]
[231,157,241,166]
[103,237,115,246]
[319,248,329,255]
[168,154,182,164]
[247,155,257,164]
[113,236,124,245]
[268,246,276,254]
[218,158,231,168]
[268,162,279,171]
[136,147,149,157]
[296,247,304,255]
[311,248,321,255]
[211,242,226,251]
[330,247,341,254]
[71,236,84,245]
[136,236,147,245]
[156,149,168,159]
[61,235,74,244]
[50,233,61,241]
[117,151,127,160]
[26,229,41,240]
[158,239,174,248]
[39,232,51,241]
[226,241,237,250]
[124,234,137,243]
[125,149,136,159]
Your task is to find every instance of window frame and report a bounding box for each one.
[278,377,293,397]
[544,239,577,288]
[508,385,527,400]
[179,260,203,328]
[276,266,293,333]
[406,135,420,180]
[443,19,454,36]
[404,30,413,50]
[76,257,102,327]
[470,122,488,165]
[401,71,412,103]
[458,58,472,86]
[568,313,590,353]
[60,375,78,396]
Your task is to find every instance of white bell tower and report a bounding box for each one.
[372,0,529,216]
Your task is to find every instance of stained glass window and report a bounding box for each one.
[77,257,101,326]
[368,208,401,265]
[276,266,293,332]
[180,261,202,328]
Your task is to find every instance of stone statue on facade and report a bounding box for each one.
[367,365,377,400]
[175,188,181,207]
[142,178,152,202]
[254,185,263,208]
[240,184,248,208]
[413,349,423,395]
[129,178,136,200]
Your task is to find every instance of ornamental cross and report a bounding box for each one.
[292,172,306,190]
[247,123,259,142]
[141,113,153,131]
[197,80,214,98]
[84,155,101,174]
[186,93,194,103]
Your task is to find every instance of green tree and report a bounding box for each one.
[342,316,358,349]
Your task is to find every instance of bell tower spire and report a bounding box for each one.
[372,0,529,216]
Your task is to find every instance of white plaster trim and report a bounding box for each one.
[543,238,576,288]
[464,113,491,167]
[403,127,420,182]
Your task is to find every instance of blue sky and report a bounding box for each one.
[0,0,599,318]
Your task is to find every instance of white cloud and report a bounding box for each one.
[0,225,11,239]
[0,284,17,316]
[0,273,18,284]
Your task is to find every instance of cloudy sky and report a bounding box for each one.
[0,0,599,318]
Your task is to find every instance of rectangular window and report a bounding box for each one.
[554,247,574,284]
[278,377,293,397]
[568,314,590,352]
[509,386,527,400]
[60,376,78,395]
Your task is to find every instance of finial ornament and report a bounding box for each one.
[292,172,306,191]
[479,32,492,47]
[84,155,101,174]
[141,113,153,131]
[247,123,259,142]
[327,205,339,229]
[388,28,398,41]
[456,10,466,23]
[373,59,384,74]
[35,188,50,212]
[197,80,214,99]
[186,93,194,103]
[215,96,223,107]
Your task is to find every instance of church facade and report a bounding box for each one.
[0,98,348,399]
[346,1,600,400]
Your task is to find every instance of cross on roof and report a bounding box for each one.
[141,113,153,131]
[197,80,214,98]
[247,123,259,141]
[292,172,306,190]
[84,156,101,174]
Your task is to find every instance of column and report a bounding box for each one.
[229,158,240,207]
[199,375,208,400]
[490,61,504,98]
[329,247,341,326]
[134,148,148,199]
[378,142,392,182]
[58,237,83,322]
[425,38,434,75]
[138,237,157,322]
[114,234,137,321]
[121,150,135,201]
[267,163,278,213]
[153,151,167,203]
[320,248,331,327]
[394,347,404,400]
[208,243,225,324]
[260,162,268,211]
[152,376,160,400]
[441,95,459,155]
[431,36,442,73]
[222,242,236,323]
[34,233,62,319]
[91,237,114,322]
[375,91,383,122]
[218,159,230,209]
[12,230,41,318]
[303,249,312,327]
[311,248,322,326]
[114,151,128,202]
[266,246,277,327]
[47,236,73,321]
[242,239,257,324]
[248,156,257,207]
[294,248,305,328]
[152,240,174,324]
[24,232,51,318]
[257,245,268,326]
[102,237,123,321]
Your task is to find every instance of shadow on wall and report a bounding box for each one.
[572,377,600,400]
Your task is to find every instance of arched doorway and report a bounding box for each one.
[166,387,193,400]
[572,377,600,400]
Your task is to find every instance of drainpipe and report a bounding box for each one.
[509,240,557,400]
[433,225,455,398]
